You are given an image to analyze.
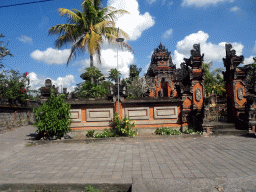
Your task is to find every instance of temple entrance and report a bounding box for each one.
[159,78,168,97]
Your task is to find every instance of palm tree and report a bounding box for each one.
[202,62,226,96]
[48,0,133,69]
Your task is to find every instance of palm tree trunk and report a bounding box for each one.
[90,54,94,84]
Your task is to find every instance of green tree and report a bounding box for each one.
[74,81,108,98]
[0,34,13,69]
[48,0,134,83]
[76,67,110,98]
[129,64,142,80]
[243,57,256,86]
[108,68,121,82]
[80,66,103,83]
[202,62,226,97]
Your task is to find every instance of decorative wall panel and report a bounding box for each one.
[154,106,178,119]
[86,108,113,122]
[123,107,149,120]
[70,109,81,122]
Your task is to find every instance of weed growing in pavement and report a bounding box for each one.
[25,143,33,147]
[84,185,102,192]
[86,130,95,138]
[183,128,202,135]
[94,128,116,138]
[155,127,181,135]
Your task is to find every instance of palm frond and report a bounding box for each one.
[80,32,90,48]
[120,41,134,53]
[94,20,115,33]
[58,8,81,24]
[48,24,78,36]
[211,68,225,77]
[89,30,102,55]
[67,37,86,66]
[117,28,129,39]
[104,9,129,22]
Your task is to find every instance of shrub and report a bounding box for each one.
[155,127,181,135]
[113,113,138,137]
[86,130,95,138]
[94,129,116,138]
[32,86,72,139]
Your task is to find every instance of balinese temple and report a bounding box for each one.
[145,43,177,97]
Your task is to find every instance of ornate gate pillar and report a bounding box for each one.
[182,44,205,130]
[223,44,244,123]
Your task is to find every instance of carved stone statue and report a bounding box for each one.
[160,88,164,97]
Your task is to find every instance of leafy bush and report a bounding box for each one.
[74,81,108,98]
[94,129,116,138]
[86,130,95,138]
[183,128,202,135]
[155,127,181,135]
[113,113,138,137]
[32,86,72,139]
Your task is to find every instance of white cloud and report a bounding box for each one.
[108,0,155,41]
[18,35,32,44]
[148,51,154,58]
[30,48,71,65]
[181,0,230,7]
[230,6,241,12]
[173,50,186,68]
[163,29,173,39]
[244,56,255,65]
[142,62,150,76]
[25,72,76,96]
[173,31,244,68]
[78,48,134,79]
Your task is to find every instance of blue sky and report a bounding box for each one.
[0,0,256,97]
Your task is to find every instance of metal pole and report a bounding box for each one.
[117,46,119,116]
[116,28,124,117]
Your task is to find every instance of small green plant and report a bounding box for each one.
[155,127,181,135]
[86,130,95,138]
[94,129,116,138]
[85,185,102,192]
[113,112,138,137]
[32,87,72,140]
[183,128,202,135]
[25,143,33,147]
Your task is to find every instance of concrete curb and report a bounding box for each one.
[0,183,132,192]
[28,133,209,146]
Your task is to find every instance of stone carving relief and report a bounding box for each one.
[237,87,243,100]
[195,88,202,102]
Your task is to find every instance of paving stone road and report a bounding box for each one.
[1,125,256,191]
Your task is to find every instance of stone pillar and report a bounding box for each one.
[183,44,205,130]
[223,44,244,123]
[114,101,123,119]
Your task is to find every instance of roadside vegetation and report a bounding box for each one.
[86,113,138,138]
[155,126,202,136]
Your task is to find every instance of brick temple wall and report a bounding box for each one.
[0,98,187,132]
[67,98,185,131]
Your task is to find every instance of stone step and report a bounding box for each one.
[212,128,248,136]
[213,123,236,129]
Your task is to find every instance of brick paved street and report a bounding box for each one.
[1,126,256,191]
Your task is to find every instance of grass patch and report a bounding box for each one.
[155,126,202,135]
[155,127,181,135]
